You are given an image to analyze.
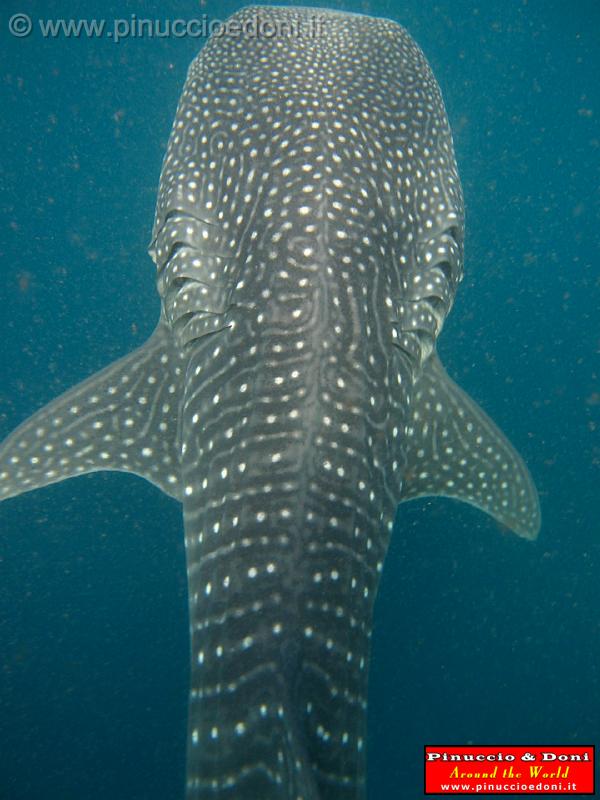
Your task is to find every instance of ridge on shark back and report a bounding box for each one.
[1,6,540,799]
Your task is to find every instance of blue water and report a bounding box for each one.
[0,1,598,798]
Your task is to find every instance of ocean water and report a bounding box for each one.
[0,1,598,798]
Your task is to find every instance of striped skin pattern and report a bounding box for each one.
[0,6,540,800]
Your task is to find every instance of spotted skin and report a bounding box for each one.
[0,7,540,799]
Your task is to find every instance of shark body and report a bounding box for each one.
[1,7,540,799]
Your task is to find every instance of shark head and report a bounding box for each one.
[1,6,540,799]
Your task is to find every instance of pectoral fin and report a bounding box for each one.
[0,322,183,502]
[401,354,540,539]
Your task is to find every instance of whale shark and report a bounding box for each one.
[0,6,540,799]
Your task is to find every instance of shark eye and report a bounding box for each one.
[424,294,446,318]
[437,260,453,285]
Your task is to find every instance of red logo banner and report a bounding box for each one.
[424,745,594,795]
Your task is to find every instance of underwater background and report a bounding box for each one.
[0,0,598,798]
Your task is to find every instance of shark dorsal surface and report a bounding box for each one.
[0,6,540,799]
